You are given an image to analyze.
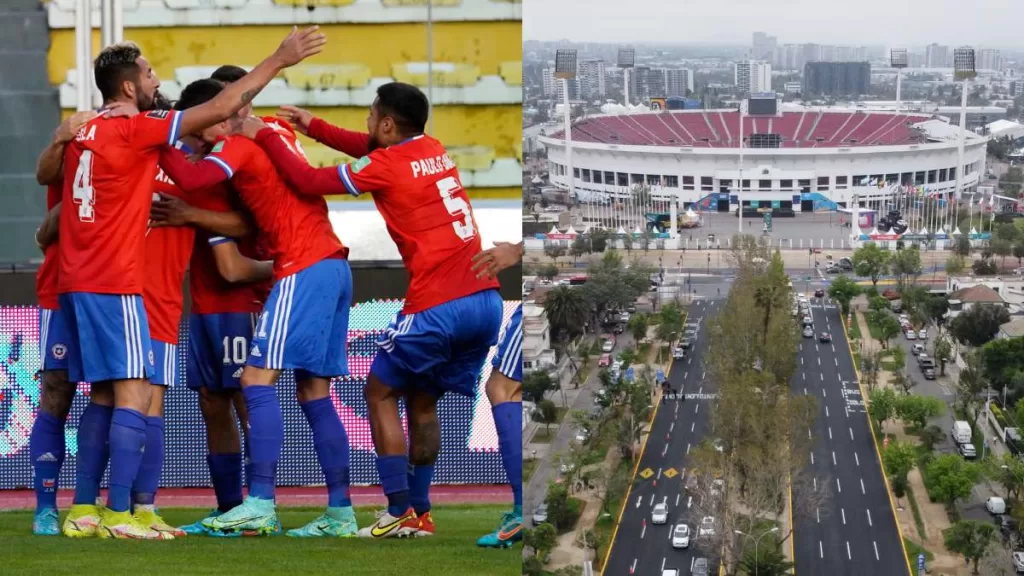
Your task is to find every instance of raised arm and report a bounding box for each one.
[35,202,62,250]
[236,117,345,196]
[210,239,273,283]
[36,111,97,185]
[177,26,326,139]
[158,146,229,192]
[149,192,251,238]
[278,105,370,158]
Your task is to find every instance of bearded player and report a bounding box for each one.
[56,28,324,540]
[239,82,503,538]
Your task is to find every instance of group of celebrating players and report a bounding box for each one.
[27,26,524,548]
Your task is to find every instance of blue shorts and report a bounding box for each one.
[57,293,155,384]
[150,339,178,387]
[371,289,503,397]
[39,308,71,372]
[186,312,257,392]
[248,259,352,379]
[491,303,522,382]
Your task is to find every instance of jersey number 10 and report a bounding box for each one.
[73,150,95,222]
[437,176,475,241]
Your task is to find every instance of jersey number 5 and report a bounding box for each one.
[73,150,95,222]
[437,176,475,241]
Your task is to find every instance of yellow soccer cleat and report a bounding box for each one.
[135,508,186,538]
[97,510,172,540]
[62,504,103,538]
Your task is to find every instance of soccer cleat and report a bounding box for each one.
[208,516,282,538]
[356,508,419,539]
[179,510,222,535]
[135,508,186,538]
[62,504,103,538]
[286,510,358,538]
[202,496,279,536]
[33,508,60,536]
[476,511,523,548]
[98,510,171,540]
[415,511,435,537]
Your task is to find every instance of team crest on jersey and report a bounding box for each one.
[51,343,67,360]
[145,110,170,119]
[352,156,372,173]
[211,141,225,153]
[148,350,155,366]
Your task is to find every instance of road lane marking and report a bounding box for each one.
[661,557,666,571]
[662,444,668,457]
[650,494,655,506]
[835,358,839,366]
[808,428,812,439]
[850,428,854,441]
[694,403,699,414]
[813,477,817,491]
[861,478,866,494]
[691,557,695,571]
[684,372,688,380]
[675,494,680,506]
[855,453,860,466]
[837,478,842,493]
[832,451,837,466]
[631,559,637,573]
[820,541,824,558]
[641,523,646,539]
[846,541,851,560]
[802,372,805,381]
[686,443,691,454]
[687,496,692,509]
[668,526,673,541]
[867,509,873,526]
[823,387,827,396]
[670,422,674,433]
[841,508,846,524]
[820,373,824,381]
[873,541,879,560]
[691,422,695,432]
[636,496,641,508]
[816,507,820,523]
[828,427,833,439]
[702,371,706,380]
[818,357,821,366]
[810,452,814,465]
[657,468,662,479]
[825,406,829,417]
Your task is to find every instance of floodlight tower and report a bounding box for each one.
[555,49,578,199]
[952,47,977,237]
[618,48,635,107]
[890,49,908,114]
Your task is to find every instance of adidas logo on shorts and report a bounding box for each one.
[36,452,57,462]
[232,367,243,378]
[250,347,261,358]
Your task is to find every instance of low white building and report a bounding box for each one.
[523,301,557,372]
[998,318,1024,340]
[945,279,1008,318]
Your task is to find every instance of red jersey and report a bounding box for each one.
[59,109,183,294]
[205,127,346,280]
[143,166,194,344]
[337,135,498,313]
[187,181,270,315]
[36,184,62,310]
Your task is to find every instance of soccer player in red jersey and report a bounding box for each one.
[56,27,326,540]
[155,80,357,538]
[237,83,503,538]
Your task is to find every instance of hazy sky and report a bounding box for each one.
[523,0,1022,48]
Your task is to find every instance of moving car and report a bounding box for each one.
[987,496,1008,515]
[613,324,625,334]
[814,289,824,298]
[911,344,925,356]
[598,354,611,367]
[652,503,668,524]
[958,443,977,459]
[819,332,832,343]
[802,316,813,326]
[602,338,614,352]
[692,558,710,576]
[671,524,690,549]
[923,367,936,380]
[532,503,548,524]
[802,326,814,338]
[673,347,685,360]
[698,516,715,537]
[919,329,927,339]
[905,330,917,340]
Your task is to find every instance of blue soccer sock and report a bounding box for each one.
[131,416,164,506]
[243,386,282,502]
[377,455,410,517]
[408,464,435,516]
[30,411,66,512]
[208,453,244,512]
[300,397,352,508]
[107,408,148,513]
[72,403,113,506]
[492,401,523,515]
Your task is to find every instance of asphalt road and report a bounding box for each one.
[790,297,910,576]
[603,298,723,576]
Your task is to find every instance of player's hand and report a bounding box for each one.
[103,101,140,119]
[239,116,269,140]
[53,110,97,143]
[271,26,326,68]
[470,241,523,279]
[277,105,314,135]
[150,192,196,227]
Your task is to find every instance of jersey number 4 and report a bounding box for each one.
[437,176,475,241]
[72,150,95,222]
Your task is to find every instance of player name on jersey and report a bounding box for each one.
[409,153,456,178]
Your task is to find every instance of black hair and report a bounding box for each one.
[153,92,173,111]
[374,82,429,135]
[210,65,248,84]
[175,78,224,111]
[93,42,142,101]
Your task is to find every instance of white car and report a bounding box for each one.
[575,428,590,444]
[602,340,614,353]
[1012,550,1024,573]
[673,347,685,359]
[905,330,917,340]
[671,524,691,548]
[652,503,668,524]
[919,329,927,340]
[802,316,813,326]
[698,516,715,537]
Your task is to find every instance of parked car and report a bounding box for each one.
[819,332,832,343]
[652,503,668,524]
[959,443,977,459]
[613,324,625,334]
[917,354,931,366]
[803,326,814,338]
[602,339,614,353]
[532,503,548,524]
[923,367,936,380]
[598,354,611,367]
[698,516,715,537]
[692,558,710,576]
[987,497,1008,515]
[918,329,927,340]
[673,347,685,359]
[802,316,813,326]
[919,358,936,370]
[671,524,690,549]
[911,344,925,356]
[1012,550,1024,573]
[838,257,854,271]
[999,514,1019,538]
[905,330,917,340]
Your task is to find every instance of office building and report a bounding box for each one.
[926,43,949,68]
[979,49,1002,71]
[734,60,772,95]
[664,68,694,97]
[803,61,870,96]
[578,59,607,100]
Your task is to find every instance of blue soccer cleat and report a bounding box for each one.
[179,510,221,535]
[286,508,358,538]
[202,496,279,536]
[33,508,60,536]
[476,511,522,548]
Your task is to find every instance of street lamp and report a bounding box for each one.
[618,48,635,107]
[890,49,908,114]
[952,47,977,238]
[734,527,779,576]
[555,49,578,200]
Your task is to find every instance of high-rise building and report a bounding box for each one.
[979,49,1002,71]
[734,60,772,94]
[541,67,556,96]
[1010,81,1024,98]
[926,43,949,68]
[802,43,822,65]
[578,59,607,100]
[663,68,694,97]
[632,66,666,102]
[803,62,871,96]
[542,67,578,100]
[753,32,777,61]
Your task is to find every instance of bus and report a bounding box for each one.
[569,275,588,286]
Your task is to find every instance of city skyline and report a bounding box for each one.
[523,0,1024,48]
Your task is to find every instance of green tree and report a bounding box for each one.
[950,304,1010,347]
[980,337,1024,400]
[538,262,559,281]
[627,312,649,344]
[544,243,566,263]
[944,519,998,575]
[543,482,579,532]
[569,235,589,263]
[827,275,861,315]
[739,541,794,576]
[543,285,590,342]
[986,453,1024,501]
[925,453,982,508]
[869,387,899,430]
[523,371,556,403]
[590,229,609,253]
[946,253,967,275]
[656,302,684,344]
[954,351,986,416]
[872,311,902,349]
[895,394,946,429]
[953,234,972,257]
[927,296,950,329]
[524,522,558,560]
[918,424,944,452]
[992,238,1013,266]
[868,295,890,313]
[853,243,891,286]
[891,245,923,291]
[535,399,559,436]
[884,441,918,504]
[934,337,954,376]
